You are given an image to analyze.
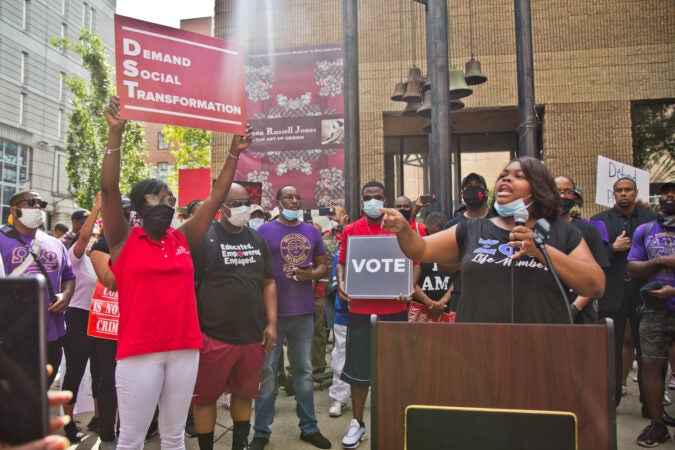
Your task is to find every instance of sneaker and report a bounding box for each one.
[664,391,672,406]
[249,436,269,450]
[64,422,84,443]
[86,415,99,432]
[329,400,347,417]
[637,422,671,447]
[341,419,366,449]
[621,385,627,397]
[300,431,331,449]
[185,412,197,437]
[145,420,159,443]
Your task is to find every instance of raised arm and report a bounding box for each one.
[72,192,101,259]
[101,96,130,260]
[178,125,253,248]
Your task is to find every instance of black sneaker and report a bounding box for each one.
[249,436,269,450]
[86,416,99,432]
[637,422,671,447]
[145,419,159,443]
[185,412,197,438]
[300,431,332,449]
[64,422,84,443]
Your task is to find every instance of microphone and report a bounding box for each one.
[514,208,529,227]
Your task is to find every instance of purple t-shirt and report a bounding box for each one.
[0,229,76,341]
[628,221,675,311]
[257,220,326,316]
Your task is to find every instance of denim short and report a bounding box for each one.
[639,310,675,358]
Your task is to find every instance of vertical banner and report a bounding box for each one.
[114,14,246,134]
[237,45,345,209]
[178,167,212,207]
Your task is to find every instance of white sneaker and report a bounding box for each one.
[329,400,346,417]
[664,391,672,406]
[341,419,366,449]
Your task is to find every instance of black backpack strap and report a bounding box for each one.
[0,225,58,304]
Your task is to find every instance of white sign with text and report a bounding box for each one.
[595,156,650,207]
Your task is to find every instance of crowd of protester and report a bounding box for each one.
[0,96,673,449]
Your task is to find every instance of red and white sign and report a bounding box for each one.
[87,282,119,340]
[114,14,246,134]
[407,301,455,323]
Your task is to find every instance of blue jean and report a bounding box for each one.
[254,314,318,439]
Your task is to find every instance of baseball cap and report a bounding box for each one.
[461,173,487,189]
[71,209,90,222]
[659,181,675,193]
[250,204,264,214]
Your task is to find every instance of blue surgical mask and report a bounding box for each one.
[248,218,264,230]
[363,199,384,219]
[281,208,303,221]
[494,195,533,217]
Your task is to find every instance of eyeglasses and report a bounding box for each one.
[363,194,384,201]
[559,189,575,197]
[17,198,48,209]
[144,194,177,207]
[281,195,302,202]
[225,199,252,208]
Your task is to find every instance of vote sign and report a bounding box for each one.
[344,235,413,299]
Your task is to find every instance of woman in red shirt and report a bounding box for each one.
[101,96,252,449]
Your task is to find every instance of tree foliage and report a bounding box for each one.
[633,102,675,179]
[162,125,211,186]
[51,28,150,209]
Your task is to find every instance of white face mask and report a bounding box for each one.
[18,208,45,229]
[226,205,251,228]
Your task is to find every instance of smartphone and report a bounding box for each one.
[420,194,437,204]
[297,264,313,270]
[0,276,49,445]
[303,209,313,222]
[318,208,335,216]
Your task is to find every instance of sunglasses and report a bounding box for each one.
[144,194,177,207]
[18,198,48,209]
[225,199,252,208]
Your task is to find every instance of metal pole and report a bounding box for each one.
[427,0,452,214]
[344,0,361,219]
[514,0,537,158]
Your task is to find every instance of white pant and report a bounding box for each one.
[116,349,199,450]
[329,324,351,404]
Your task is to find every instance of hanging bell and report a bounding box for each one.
[402,101,421,116]
[390,82,406,101]
[449,68,472,99]
[450,99,465,110]
[465,57,487,85]
[402,67,423,103]
[416,90,432,117]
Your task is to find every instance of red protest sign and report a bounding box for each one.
[114,14,246,134]
[87,282,119,340]
[407,301,455,323]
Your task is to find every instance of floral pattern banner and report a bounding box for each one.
[238,44,345,210]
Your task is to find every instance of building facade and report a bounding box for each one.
[212,0,674,216]
[0,0,116,226]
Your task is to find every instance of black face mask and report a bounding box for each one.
[462,186,487,207]
[660,198,675,216]
[140,204,174,237]
[398,209,412,220]
[560,198,576,216]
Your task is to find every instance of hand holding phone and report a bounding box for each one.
[419,194,437,204]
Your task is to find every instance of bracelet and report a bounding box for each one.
[104,147,120,155]
[226,151,239,160]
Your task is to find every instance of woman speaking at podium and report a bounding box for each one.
[381,156,605,324]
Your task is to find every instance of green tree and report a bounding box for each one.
[52,28,150,209]
[633,102,675,179]
[162,125,211,187]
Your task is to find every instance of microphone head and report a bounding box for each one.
[514,208,529,226]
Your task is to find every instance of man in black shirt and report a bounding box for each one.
[190,183,277,450]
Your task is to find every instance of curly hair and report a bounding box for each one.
[493,156,560,221]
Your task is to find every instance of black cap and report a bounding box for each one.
[461,173,487,189]
[71,209,90,222]
[659,181,675,193]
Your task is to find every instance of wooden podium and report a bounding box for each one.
[372,321,616,450]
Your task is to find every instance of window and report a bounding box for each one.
[0,140,31,223]
[57,109,64,139]
[61,22,67,39]
[59,72,65,101]
[21,52,28,84]
[61,0,67,15]
[82,2,87,27]
[19,93,26,125]
[157,162,169,183]
[89,7,95,31]
[22,0,30,30]
[157,132,169,150]
[52,151,69,195]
